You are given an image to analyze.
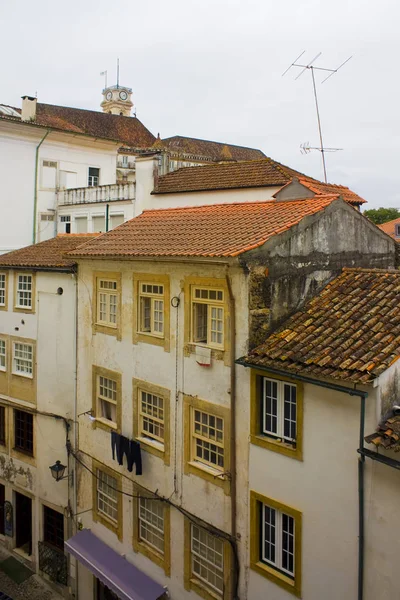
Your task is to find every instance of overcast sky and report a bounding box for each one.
[1,0,398,209]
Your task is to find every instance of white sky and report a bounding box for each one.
[1,0,399,209]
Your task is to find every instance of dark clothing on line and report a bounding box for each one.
[110,431,142,475]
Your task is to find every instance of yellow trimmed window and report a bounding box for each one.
[138,497,165,555]
[16,274,32,309]
[0,274,6,307]
[250,491,302,596]
[191,524,224,596]
[97,469,118,522]
[262,377,297,443]
[139,390,164,447]
[138,283,164,337]
[97,278,118,328]
[97,375,117,424]
[13,342,33,378]
[191,287,224,348]
[192,408,224,472]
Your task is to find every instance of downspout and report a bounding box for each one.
[73,270,79,599]
[236,360,368,600]
[225,273,239,600]
[33,130,50,243]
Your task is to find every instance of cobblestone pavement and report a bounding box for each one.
[0,546,64,600]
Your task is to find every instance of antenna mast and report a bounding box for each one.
[282,52,352,183]
[117,58,120,89]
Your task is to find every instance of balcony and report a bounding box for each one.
[38,541,68,586]
[117,160,135,169]
[58,182,135,206]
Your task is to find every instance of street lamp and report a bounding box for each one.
[49,460,67,482]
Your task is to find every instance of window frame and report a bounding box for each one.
[191,286,225,350]
[183,395,230,495]
[133,378,170,465]
[0,272,7,310]
[395,224,400,238]
[184,519,231,600]
[14,272,35,313]
[93,272,121,338]
[92,460,122,539]
[14,409,34,456]
[43,505,64,551]
[88,167,100,187]
[133,273,170,351]
[250,369,303,461]
[92,366,122,432]
[132,483,171,576]
[183,277,230,364]
[138,282,165,338]
[262,377,297,444]
[12,342,34,379]
[0,405,7,447]
[250,491,302,597]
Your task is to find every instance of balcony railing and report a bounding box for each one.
[58,182,135,206]
[117,160,135,169]
[38,541,68,586]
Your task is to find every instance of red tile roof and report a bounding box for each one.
[242,268,400,384]
[152,136,265,162]
[67,195,340,259]
[0,234,99,269]
[378,217,400,241]
[153,158,365,205]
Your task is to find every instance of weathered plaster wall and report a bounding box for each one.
[244,200,396,347]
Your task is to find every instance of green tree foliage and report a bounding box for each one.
[363,207,400,225]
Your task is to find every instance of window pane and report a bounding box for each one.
[193,303,207,343]
[262,505,276,564]
[263,380,278,435]
[282,513,295,575]
[283,384,297,441]
[193,410,224,470]
[14,343,33,375]
[191,525,224,594]
[140,392,164,443]
[139,497,164,554]
[140,297,151,332]
[43,506,64,550]
[97,470,118,521]
[0,274,5,306]
[0,340,5,370]
[17,275,32,308]
[14,410,33,454]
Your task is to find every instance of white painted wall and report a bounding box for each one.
[76,257,249,600]
[0,269,76,582]
[0,119,119,252]
[58,201,133,234]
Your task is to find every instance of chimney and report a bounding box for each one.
[21,96,37,122]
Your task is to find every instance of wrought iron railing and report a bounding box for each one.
[38,541,68,586]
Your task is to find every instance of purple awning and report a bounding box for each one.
[65,529,166,600]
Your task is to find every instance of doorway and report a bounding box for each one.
[15,492,32,555]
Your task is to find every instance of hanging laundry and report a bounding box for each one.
[110,431,142,475]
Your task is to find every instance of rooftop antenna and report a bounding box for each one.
[282,51,352,183]
[100,70,108,89]
[117,58,120,89]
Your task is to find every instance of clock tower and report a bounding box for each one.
[101,85,133,116]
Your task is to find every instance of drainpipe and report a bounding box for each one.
[106,203,110,232]
[236,361,368,600]
[72,270,79,599]
[33,130,51,243]
[225,273,239,600]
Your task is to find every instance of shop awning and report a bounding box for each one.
[65,529,166,600]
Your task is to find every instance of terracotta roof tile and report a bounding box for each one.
[67,195,339,259]
[378,217,400,241]
[0,234,99,269]
[365,411,400,451]
[153,158,365,205]
[242,268,400,384]
[152,136,265,162]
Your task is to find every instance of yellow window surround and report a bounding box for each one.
[183,395,231,495]
[250,369,303,461]
[132,377,170,465]
[93,271,122,339]
[133,273,170,352]
[92,366,122,433]
[0,272,8,311]
[132,482,171,576]
[250,490,302,597]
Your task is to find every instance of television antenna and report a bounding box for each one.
[282,52,352,182]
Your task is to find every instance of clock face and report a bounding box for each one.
[106,91,113,101]
[119,90,128,101]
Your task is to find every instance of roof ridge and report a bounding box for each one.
[159,135,265,153]
[141,195,339,214]
[342,267,400,274]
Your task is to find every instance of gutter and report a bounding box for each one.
[236,360,368,600]
[225,273,239,599]
[33,130,51,243]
